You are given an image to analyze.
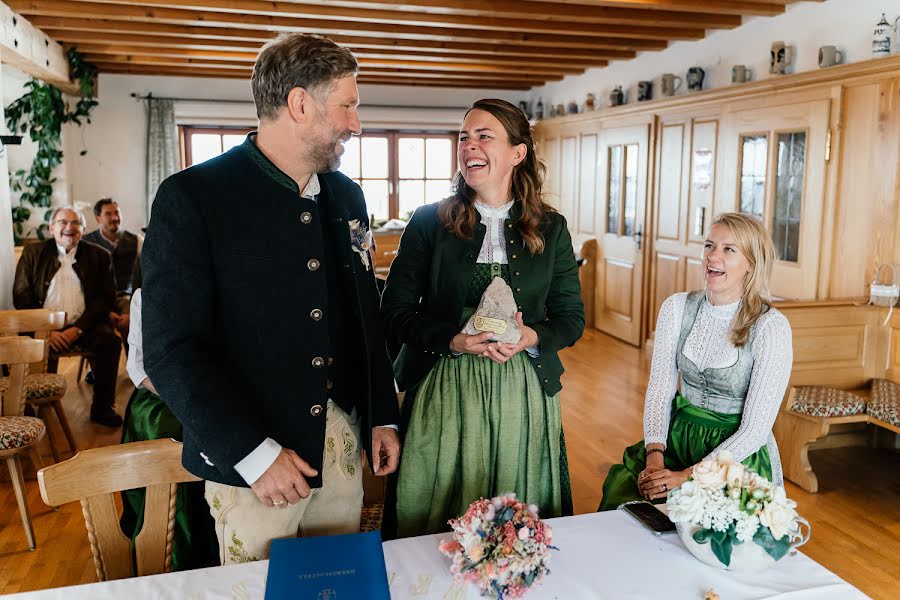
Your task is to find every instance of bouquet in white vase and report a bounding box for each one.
[667,451,809,571]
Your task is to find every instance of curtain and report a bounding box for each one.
[145,98,178,221]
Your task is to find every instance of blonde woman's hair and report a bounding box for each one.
[710,213,777,347]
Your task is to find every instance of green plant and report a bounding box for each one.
[5,48,98,242]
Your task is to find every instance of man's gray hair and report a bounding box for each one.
[50,206,86,227]
[251,33,358,120]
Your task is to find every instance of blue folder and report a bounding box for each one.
[264,530,391,599]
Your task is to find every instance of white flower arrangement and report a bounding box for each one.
[667,451,804,566]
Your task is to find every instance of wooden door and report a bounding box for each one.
[717,99,831,300]
[594,124,650,346]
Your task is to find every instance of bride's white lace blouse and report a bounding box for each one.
[643,292,793,465]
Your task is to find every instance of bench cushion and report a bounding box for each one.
[869,379,900,428]
[790,386,867,417]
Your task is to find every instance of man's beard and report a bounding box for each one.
[307,129,350,172]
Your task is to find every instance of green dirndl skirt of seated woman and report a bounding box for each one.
[393,263,572,538]
[120,386,219,571]
[597,393,772,511]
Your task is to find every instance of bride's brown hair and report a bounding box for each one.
[438,99,556,254]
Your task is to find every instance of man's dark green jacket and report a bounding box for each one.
[381,201,585,397]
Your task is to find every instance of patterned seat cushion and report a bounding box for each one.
[0,373,67,401]
[869,379,900,428]
[790,386,867,417]
[0,416,45,450]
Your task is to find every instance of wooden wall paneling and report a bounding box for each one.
[687,119,718,243]
[560,134,579,226]
[830,83,884,299]
[578,133,598,235]
[655,123,685,241]
[685,256,705,292]
[539,136,561,209]
[652,253,682,327]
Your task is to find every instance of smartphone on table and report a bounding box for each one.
[619,500,677,535]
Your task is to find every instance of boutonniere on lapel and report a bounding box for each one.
[348,219,373,271]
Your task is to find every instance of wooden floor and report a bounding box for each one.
[1,330,899,597]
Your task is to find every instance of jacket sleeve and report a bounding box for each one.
[379,206,459,356]
[73,249,115,332]
[12,245,39,309]
[142,177,268,475]
[530,216,585,353]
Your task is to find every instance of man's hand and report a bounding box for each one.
[48,328,80,353]
[484,313,539,365]
[249,448,319,508]
[371,426,400,476]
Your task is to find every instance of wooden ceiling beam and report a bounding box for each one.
[530,0,784,17]
[63,0,735,31]
[39,20,637,61]
[86,55,556,82]
[66,42,597,72]
[96,65,537,89]
[10,2,670,50]
[28,0,706,40]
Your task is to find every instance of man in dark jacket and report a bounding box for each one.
[13,207,123,426]
[142,33,400,563]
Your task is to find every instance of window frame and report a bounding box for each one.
[341,130,458,221]
[180,125,254,169]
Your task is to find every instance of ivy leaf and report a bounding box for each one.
[710,534,733,566]
[753,526,791,562]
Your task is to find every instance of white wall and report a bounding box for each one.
[60,74,522,232]
[528,0,896,110]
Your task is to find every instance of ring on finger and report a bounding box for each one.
[662,483,668,492]
[272,498,286,506]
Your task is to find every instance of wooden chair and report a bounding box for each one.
[38,438,202,581]
[0,309,76,461]
[0,337,48,550]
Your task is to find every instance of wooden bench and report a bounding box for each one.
[773,301,900,493]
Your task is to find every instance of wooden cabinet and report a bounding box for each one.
[535,55,900,347]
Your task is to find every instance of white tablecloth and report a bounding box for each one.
[8,511,868,599]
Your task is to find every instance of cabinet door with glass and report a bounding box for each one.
[718,99,830,300]
[595,124,650,346]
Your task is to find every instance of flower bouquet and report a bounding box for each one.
[667,452,810,572]
[438,493,555,599]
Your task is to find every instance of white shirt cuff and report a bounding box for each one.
[234,437,282,485]
[377,424,398,431]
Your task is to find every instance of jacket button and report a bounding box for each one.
[514,271,520,276]
[509,239,514,244]
[310,308,323,321]
[307,258,321,271]
[537,364,542,369]
[515,287,521,293]
[310,404,324,417]
[311,356,325,368]
[508,223,513,229]
[543,378,549,383]
[511,254,517,259]
[326,379,333,390]
[328,356,334,366]
[300,212,312,224]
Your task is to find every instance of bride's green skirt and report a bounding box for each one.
[598,393,772,511]
[394,352,571,538]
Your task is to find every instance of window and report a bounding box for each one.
[338,132,457,222]
[739,134,768,220]
[181,126,252,168]
[772,131,807,263]
[605,143,639,236]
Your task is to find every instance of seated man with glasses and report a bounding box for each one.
[13,207,123,427]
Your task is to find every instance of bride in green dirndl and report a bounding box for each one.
[599,213,793,510]
[381,99,584,538]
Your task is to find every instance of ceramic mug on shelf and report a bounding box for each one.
[731,65,752,83]
[686,67,705,91]
[637,81,653,101]
[818,46,844,67]
[660,73,682,96]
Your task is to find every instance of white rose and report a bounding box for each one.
[667,481,708,524]
[692,458,728,490]
[759,487,798,540]
[725,463,745,489]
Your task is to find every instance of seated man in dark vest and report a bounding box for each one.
[14,207,123,427]
[82,198,142,339]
